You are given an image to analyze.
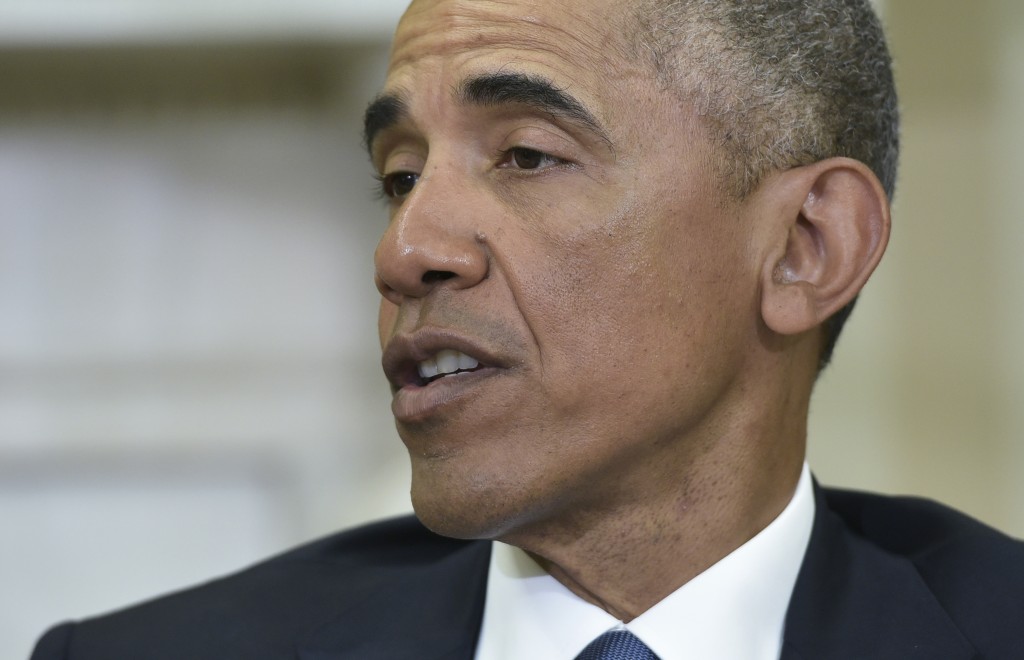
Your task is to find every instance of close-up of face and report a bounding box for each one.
[369,0,774,541]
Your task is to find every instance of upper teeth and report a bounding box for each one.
[418,350,480,380]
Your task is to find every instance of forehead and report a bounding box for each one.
[386,0,640,107]
[392,0,628,64]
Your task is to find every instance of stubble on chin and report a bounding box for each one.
[406,455,540,541]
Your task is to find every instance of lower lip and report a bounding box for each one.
[391,368,500,423]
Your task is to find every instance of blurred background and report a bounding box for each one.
[1,0,1022,656]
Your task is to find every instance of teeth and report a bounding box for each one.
[418,357,439,380]
[436,349,459,375]
[416,350,481,381]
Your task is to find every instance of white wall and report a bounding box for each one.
[0,0,411,44]
[0,39,415,659]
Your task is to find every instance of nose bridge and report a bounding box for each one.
[374,161,489,301]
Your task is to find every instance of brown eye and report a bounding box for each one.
[510,148,546,169]
[382,172,419,199]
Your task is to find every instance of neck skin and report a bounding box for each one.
[498,345,816,622]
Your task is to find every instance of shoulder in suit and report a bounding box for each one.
[782,485,1024,659]
[30,516,490,660]
[31,487,1024,659]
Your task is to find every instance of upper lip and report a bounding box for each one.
[382,327,508,389]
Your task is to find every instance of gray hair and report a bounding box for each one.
[631,0,899,366]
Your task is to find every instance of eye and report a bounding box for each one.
[379,171,419,199]
[503,147,562,170]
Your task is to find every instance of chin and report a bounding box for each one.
[411,502,508,542]
[408,465,530,541]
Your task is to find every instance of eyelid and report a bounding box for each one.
[372,130,427,172]
[497,147,567,171]
[501,123,576,151]
[375,148,425,203]
[496,124,597,175]
[380,148,425,177]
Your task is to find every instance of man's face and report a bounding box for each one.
[370,0,766,540]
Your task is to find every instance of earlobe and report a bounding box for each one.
[760,157,891,337]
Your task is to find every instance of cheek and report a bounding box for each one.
[378,300,398,348]
[517,226,666,395]
[517,199,753,398]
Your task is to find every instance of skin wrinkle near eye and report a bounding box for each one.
[500,123,577,158]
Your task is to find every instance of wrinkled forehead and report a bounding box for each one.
[388,0,637,82]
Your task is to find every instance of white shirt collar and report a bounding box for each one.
[474,463,815,660]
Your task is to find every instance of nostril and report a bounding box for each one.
[422,270,456,284]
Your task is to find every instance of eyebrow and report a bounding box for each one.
[458,72,610,143]
[363,71,611,155]
[363,93,408,153]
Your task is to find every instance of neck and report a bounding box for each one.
[522,459,804,620]
[499,370,811,621]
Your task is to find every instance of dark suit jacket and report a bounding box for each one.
[30,485,1024,659]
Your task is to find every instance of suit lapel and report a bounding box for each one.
[781,483,979,660]
[295,538,491,660]
[294,484,984,659]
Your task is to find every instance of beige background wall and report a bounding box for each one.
[809,0,1024,534]
[1,1,1021,658]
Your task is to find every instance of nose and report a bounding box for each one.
[374,172,489,305]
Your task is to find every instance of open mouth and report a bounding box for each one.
[383,334,506,421]
[416,349,485,385]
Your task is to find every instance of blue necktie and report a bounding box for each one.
[574,629,660,660]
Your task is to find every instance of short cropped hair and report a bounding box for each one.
[631,0,899,368]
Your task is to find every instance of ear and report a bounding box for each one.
[759,157,891,337]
